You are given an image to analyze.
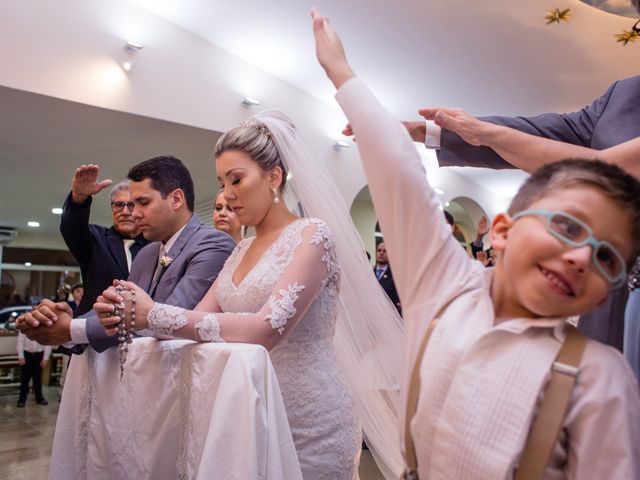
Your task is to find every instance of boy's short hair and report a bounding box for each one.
[128,156,195,212]
[508,159,640,262]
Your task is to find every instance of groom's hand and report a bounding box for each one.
[18,300,72,345]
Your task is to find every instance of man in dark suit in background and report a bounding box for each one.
[18,156,236,352]
[398,75,640,351]
[60,164,148,315]
[375,242,401,315]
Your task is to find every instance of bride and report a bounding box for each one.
[95,112,404,478]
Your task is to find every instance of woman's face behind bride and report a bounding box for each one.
[216,149,282,227]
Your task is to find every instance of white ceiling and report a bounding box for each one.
[131,0,639,116]
[1,0,638,244]
[0,86,220,241]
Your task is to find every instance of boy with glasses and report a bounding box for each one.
[312,9,640,478]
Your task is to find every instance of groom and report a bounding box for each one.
[18,156,236,352]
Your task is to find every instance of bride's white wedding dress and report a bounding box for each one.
[214,217,361,479]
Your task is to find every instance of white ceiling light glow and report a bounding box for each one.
[333,140,350,150]
[51,207,63,214]
[121,40,143,73]
[27,221,40,227]
[242,96,261,106]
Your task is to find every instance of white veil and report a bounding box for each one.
[253,111,404,478]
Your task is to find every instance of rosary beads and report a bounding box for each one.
[114,285,136,380]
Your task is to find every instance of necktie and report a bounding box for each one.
[376,267,384,280]
[123,239,135,272]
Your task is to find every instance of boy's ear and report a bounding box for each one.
[489,212,514,253]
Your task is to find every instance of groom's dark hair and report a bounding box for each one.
[128,156,195,212]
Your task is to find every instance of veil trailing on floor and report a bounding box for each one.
[253,111,404,478]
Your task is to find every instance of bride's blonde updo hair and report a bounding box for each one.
[214,115,291,191]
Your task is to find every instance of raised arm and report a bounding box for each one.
[59,164,113,264]
[421,107,640,178]
[312,8,474,309]
[433,80,618,169]
[96,220,336,351]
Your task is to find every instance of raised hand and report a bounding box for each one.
[476,250,490,267]
[418,107,497,147]
[71,164,113,203]
[94,280,153,335]
[311,7,355,89]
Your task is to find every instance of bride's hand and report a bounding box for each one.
[94,280,153,335]
[311,7,355,89]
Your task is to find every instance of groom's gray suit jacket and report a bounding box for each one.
[435,75,640,351]
[84,214,236,352]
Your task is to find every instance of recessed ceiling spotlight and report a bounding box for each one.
[444,202,450,207]
[333,140,350,150]
[434,188,444,195]
[27,221,40,228]
[242,96,261,107]
[51,207,63,215]
[24,262,32,267]
[121,40,143,73]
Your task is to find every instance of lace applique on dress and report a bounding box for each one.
[309,218,340,285]
[148,303,188,335]
[194,313,225,343]
[266,283,306,334]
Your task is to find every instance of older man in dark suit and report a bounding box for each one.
[60,165,148,315]
[18,156,236,352]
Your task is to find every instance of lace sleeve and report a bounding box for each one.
[140,220,336,349]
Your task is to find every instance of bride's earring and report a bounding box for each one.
[272,187,280,204]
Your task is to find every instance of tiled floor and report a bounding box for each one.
[0,385,384,479]
[0,386,58,480]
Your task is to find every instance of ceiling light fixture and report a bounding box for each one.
[434,188,444,195]
[27,221,40,228]
[333,140,350,150]
[242,96,261,107]
[51,207,63,215]
[24,262,32,267]
[121,40,143,73]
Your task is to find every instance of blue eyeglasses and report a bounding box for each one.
[512,209,628,288]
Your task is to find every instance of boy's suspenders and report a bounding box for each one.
[402,322,587,480]
[515,325,587,480]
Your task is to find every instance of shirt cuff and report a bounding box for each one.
[424,121,441,149]
[67,317,88,345]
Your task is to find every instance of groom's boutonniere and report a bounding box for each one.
[159,255,173,268]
